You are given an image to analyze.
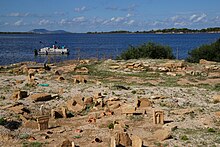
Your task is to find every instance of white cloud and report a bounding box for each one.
[38,19,52,25]
[115,17,124,22]
[189,14,197,21]
[74,6,86,12]
[174,22,188,26]
[194,13,207,22]
[125,20,135,25]
[170,16,179,22]
[14,20,24,26]
[126,13,132,17]
[7,12,29,17]
[72,16,86,23]
[189,13,207,23]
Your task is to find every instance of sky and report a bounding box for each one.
[0,0,220,32]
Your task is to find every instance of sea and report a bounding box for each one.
[0,33,220,66]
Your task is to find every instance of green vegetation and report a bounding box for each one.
[87,27,220,34]
[0,95,6,100]
[181,135,189,141]
[0,32,34,34]
[0,117,6,125]
[22,142,42,147]
[207,128,216,133]
[73,135,82,139]
[118,42,175,60]
[19,133,30,139]
[128,115,144,121]
[187,39,220,63]
[108,122,114,129]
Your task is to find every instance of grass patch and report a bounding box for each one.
[128,115,144,121]
[22,142,42,147]
[0,117,6,125]
[108,122,114,129]
[207,128,216,133]
[0,95,6,100]
[73,135,82,139]
[181,135,189,141]
[19,133,30,139]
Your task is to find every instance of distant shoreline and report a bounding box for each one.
[1,32,220,35]
[1,27,220,35]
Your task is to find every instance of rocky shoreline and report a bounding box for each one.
[0,58,220,147]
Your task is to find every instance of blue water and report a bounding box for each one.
[0,33,220,65]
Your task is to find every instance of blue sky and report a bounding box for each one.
[0,0,220,32]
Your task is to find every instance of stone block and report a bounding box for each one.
[66,99,84,113]
[73,75,87,84]
[60,139,72,147]
[213,95,220,103]
[75,67,89,74]
[51,109,64,119]
[153,128,171,141]
[11,90,28,101]
[61,107,67,118]
[37,115,49,130]
[132,135,143,147]
[114,132,132,147]
[110,136,116,147]
[121,106,136,114]
[30,93,52,102]
[24,120,38,129]
[153,110,164,124]
[136,98,151,108]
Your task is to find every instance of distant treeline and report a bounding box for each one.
[87,27,220,34]
[0,32,34,34]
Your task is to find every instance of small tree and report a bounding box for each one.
[187,39,220,63]
[117,42,175,60]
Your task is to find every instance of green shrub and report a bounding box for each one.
[207,128,216,133]
[108,122,114,129]
[0,117,6,125]
[187,38,220,63]
[19,133,30,139]
[181,135,189,141]
[22,142,42,147]
[117,42,175,60]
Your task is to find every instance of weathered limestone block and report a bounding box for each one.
[153,110,164,124]
[114,132,132,147]
[60,139,72,147]
[136,98,151,108]
[84,97,93,105]
[51,107,67,119]
[11,90,28,101]
[213,95,220,103]
[24,120,38,129]
[121,106,136,115]
[57,76,65,81]
[107,101,121,110]
[66,98,84,113]
[51,109,64,119]
[199,59,217,65]
[153,128,171,141]
[75,67,89,74]
[36,115,49,130]
[30,93,52,102]
[8,104,30,114]
[132,135,143,147]
[73,75,87,84]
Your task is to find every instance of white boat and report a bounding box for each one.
[35,45,69,55]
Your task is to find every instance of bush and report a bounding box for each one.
[187,39,220,63]
[181,135,189,141]
[117,42,175,60]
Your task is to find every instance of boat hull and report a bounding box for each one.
[35,47,69,55]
